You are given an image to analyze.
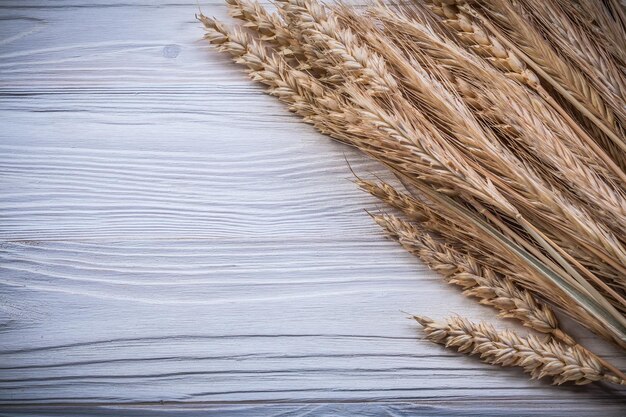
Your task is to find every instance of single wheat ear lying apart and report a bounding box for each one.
[414,315,625,386]
[199,0,626,386]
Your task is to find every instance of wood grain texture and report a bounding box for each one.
[0,1,625,415]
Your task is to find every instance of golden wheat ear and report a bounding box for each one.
[371,212,562,337]
[415,315,626,385]
[416,0,626,179]
[466,0,626,156]
[519,0,626,110]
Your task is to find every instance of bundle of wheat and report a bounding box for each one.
[198,0,626,385]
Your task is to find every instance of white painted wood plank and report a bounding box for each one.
[0,1,625,413]
[0,243,624,405]
[0,143,390,240]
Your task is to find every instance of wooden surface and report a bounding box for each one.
[0,1,625,415]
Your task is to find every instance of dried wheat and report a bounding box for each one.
[419,0,626,176]
[200,5,626,347]
[470,0,626,154]
[415,315,625,385]
[374,213,563,337]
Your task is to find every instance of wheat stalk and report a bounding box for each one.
[415,315,625,385]
[357,178,537,282]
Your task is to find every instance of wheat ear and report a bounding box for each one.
[280,0,398,93]
[197,13,354,139]
[373,213,562,337]
[468,0,626,155]
[357,178,536,282]
[225,0,304,61]
[519,0,626,107]
[415,315,626,385]
[225,0,283,40]
[419,0,626,180]
[561,0,626,69]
